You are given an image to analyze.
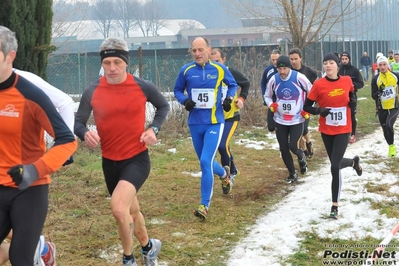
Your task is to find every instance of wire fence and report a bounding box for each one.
[44,39,394,144]
[47,39,393,96]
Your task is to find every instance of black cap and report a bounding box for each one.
[276,55,291,68]
[389,50,393,53]
[341,51,351,61]
[323,53,339,65]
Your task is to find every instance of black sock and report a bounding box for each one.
[141,240,152,252]
[123,254,135,262]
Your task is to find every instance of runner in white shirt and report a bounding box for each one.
[264,55,312,183]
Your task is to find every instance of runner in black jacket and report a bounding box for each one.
[338,51,364,143]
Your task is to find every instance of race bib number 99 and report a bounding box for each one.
[325,106,347,126]
[277,100,296,115]
[191,88,215,109]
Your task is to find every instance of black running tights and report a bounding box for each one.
[321,133,353,203]
[377,109,399,145]
[275,122,305,175]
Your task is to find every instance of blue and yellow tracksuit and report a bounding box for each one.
[174,60,237,208]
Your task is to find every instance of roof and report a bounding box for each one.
[52,19,205,41]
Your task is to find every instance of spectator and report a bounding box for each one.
[360,52,372,81]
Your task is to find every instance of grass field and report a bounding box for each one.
[5,83,399,266]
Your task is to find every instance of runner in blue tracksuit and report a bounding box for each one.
[174,37,237,220]
[261,49,281,132]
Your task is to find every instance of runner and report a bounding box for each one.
[264,55,312,183]
[303,52,362,219]
[371,55,399,157]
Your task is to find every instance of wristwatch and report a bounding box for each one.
[151,126,159,135]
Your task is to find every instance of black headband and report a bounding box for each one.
[100,49,129,64]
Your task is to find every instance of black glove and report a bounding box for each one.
[316,108,331,117]
[7,164,39,190]
[222,98,232,112]
[63,155,74,166]
[348,99,356,109]
[184,99,196,111]
[348,92,357,109]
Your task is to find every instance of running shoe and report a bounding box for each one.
[352,156,362,176]
[298,156,307,175]
[141,239,162,266]
[329,206,338,219]
[285,172,298,184]
[123,256,137,266]
[230,169,240,183]
[389,144,396,157]
[34,235,45,266]
[193,204,208,220]
[221,166,232,194]
[41,242,56,266]
[306,142,314,158]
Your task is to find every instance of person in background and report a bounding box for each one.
[0,25,77,265]
[303,52,362,220]
[390,53,399,74]
[371,56,399,157]
[372,53,384,78]
[75,38,169,266]
[360,51,372,81]
[388,50,395,64]
[174,37,237,220]
[264,55,312,183]
[288,48,318,158]
[338,51,364,143]
[261,49,281,132]
[210,48,250,182]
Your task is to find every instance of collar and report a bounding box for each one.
[0,72,16,90]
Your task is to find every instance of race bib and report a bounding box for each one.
[381,86,396,109]
[277,100,296,116]
[325,107,347,126]
[191,88,215,109]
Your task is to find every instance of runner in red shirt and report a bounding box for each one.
[303,53,362,220]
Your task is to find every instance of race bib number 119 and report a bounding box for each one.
[325,106,347,126]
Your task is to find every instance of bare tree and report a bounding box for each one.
[143,0,167,36]
[114,0,138,38]
[178,20,200,31]
[123,0,167,37]
[51,0,91,48]
[91,0,115,39]
[226,0,364,50]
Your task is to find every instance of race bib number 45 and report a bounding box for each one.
[191,88,215,109]
[325,106,347,126]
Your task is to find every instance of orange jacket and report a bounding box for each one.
[0,73,77,187]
